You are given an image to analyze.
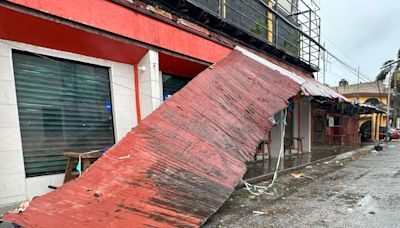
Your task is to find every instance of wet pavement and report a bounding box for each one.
[205,142,400,228]
[244,144,364,179]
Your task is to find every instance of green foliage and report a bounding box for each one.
[398,48,400,59]
[376,48,400,81]
[251,19,265,35]
[376,59,395,81]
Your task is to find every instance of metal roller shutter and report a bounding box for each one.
[12,51,115,177]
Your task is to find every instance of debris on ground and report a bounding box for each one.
[252,209,272,216]
[291,171,305,178]
[204,145,383,227]
[14,202,29,214]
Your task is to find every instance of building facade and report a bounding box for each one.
[0,0,329,206]
[333,80,388,141]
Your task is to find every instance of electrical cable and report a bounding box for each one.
[0,40,166,102]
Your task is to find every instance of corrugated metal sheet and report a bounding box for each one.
[4,50,301,227]
[299,76,349,101]
[235,46,349,101]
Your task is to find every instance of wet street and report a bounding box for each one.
[205,142,400,228]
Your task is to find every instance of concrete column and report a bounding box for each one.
[138,50,163,119]
[376,114,381,141]
[293,97,312,153]
[371,113,376,140]
[270,112,284,157]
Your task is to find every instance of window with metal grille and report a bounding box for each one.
[12,50,115,177]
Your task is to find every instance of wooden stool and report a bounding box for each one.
[63,151,102,183]
[285,137,304,155]
[253,139,271,162]
[284,137,293,155]
[293,137,304,154]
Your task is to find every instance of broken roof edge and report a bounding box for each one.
[234,46,349,102]
[235,46,306,85]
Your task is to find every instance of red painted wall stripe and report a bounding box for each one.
[134,64,142,124]
[5,0,231,64]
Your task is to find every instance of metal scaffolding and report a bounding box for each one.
[187,0,322,69]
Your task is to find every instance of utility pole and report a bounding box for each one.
[382,59,400,141]
[393,68,398,128]
[322,42,326,85]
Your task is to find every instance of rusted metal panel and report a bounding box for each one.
[300,76,349,101]
[234,46,348,101]
[4,50,301,227]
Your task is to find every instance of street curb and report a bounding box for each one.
[236,145,375,189]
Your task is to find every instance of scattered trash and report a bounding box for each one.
[243,181,274,196]
[369,211,376,215]
[15,201,30,213]
[374,145,383,151]
[291,171,304,178]
[387,145,395,149]
[335,161,344,166]
[305,165,313,169]
[371,150,378,154]
[248,195,257,200]
[253,209,271,216]
[291,171,314,180]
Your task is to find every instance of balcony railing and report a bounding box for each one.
[187,0,321,69]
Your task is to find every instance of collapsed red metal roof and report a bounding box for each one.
[233,47,348,101]
[4,50,302,227]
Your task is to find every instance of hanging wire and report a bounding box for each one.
[0,40,165,102]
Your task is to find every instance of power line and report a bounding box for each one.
[324,49,371,82]
[321,34,374,82]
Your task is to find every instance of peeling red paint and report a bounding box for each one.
[4,50,301,227]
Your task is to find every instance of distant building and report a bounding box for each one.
[333,80,388,141]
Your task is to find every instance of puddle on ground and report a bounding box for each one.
[244,145,365,179]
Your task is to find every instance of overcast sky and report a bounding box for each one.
[318,0,400,86]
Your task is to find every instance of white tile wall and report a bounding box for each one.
[0,55,13,81]
[0,104,19,128]
[0,80,17,105]
[0,150,25,175]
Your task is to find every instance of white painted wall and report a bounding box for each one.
[138,50,163,119]
[293,97,312,153]
[0,39,138,204]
